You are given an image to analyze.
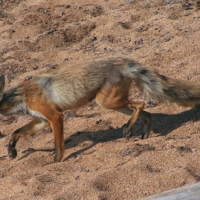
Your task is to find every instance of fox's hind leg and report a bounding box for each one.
[95,78,151,139]
[139,110,151,139]
[115,107,151,139]
[122,101,145,137]
[8,117,48,160]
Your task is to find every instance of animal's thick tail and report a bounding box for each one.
[126,60,200,107]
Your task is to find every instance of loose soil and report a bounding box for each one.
[0,0,200,199]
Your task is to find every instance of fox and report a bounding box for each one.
[1,57,200,162]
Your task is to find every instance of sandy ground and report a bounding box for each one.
[0,0,200,199]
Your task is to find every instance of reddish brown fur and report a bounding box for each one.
[0,57,200,162]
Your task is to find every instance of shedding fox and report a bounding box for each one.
[1,57,200,162]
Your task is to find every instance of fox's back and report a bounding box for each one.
[34,57,133,110]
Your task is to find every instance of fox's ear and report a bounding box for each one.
[0,75,5,101]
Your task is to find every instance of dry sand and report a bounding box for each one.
[0,0,200,199]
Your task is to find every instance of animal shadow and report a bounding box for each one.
[151,106,200,135]
[20,106,200,162]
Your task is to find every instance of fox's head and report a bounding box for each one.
[0,75,26,115]
[0,75,5,102]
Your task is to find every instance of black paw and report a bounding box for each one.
[122,125,132,139]
[141,130,150,139]
[8,147,17,159]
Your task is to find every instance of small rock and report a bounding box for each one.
[25,76,32,81]
[124,149,131,156]
[59,11,64,17]
[191,148,196,153]
[95,119,102,124]
[91,36,97,41]
[21,182,28,186]
[76,168,83,173]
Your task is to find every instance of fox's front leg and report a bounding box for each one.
[8,117,48,159]
[27,99,65,162]
[48,113,64,162]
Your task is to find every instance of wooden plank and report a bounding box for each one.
[141,182,200,200]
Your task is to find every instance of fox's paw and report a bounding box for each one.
[8,146,17,159]
[53,150,63,163]
[141,131,150,139]
[122,124,132,139]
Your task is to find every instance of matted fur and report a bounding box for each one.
[1,57,200,162]
[32,57,200,108]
